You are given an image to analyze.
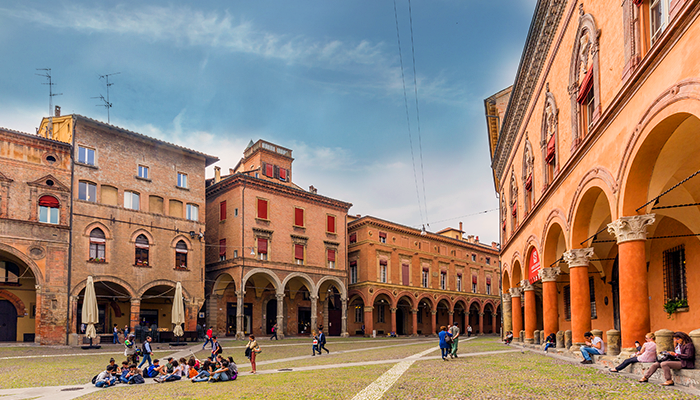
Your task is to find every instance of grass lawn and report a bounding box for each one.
[80,364,392,400]
[384,351,698,399]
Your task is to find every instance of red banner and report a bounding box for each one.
[528,248,541,284]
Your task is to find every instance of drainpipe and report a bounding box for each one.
[65,116,76,345]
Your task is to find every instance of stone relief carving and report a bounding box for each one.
[563,248,595,268]
[539,266,561,282]
[607,214,656,244]
[520,279,534,291]
[579,32,591,79]
[502,293,512,302]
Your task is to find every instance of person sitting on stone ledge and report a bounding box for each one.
[609,332,656,373]
[580,331,605,364]
[504,331,513,345]
[640,331,695,386]
[543,333,556,353]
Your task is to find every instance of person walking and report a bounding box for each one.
[202,327,214,350]
[124,324,130,338]
[138,336,154,368]
[449,322,460,358]
[113,324,121,344]
[124,334,137,365]
[245,334,260,374]
[311,331,321,356]
[318,328,330,354]
[438,326,453,361]
[467,324,473,338]
[270,323,278,340]
[210,336,222,359]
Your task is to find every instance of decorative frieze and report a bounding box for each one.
[607,214,655,244]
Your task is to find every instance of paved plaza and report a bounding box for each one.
[0,337,697,399]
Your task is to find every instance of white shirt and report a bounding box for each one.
[591,336,605,354]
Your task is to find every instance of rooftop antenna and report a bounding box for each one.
[92,72,120,123]
[35,68,62,138]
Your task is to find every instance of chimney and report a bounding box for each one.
[459,222,463,232]
[214,166,221,183]
[309,185,317,194]
[475,236,479,243]
[467,235,474,243]
[54,106,61,117]
[492,242,498,249]
[229,168,235,175]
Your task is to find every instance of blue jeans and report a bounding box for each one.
[113,333,120,344]
[138,353,152,368]
[581,346,601,361]
[544,343,554,352]
[202,337,213,349]
[211,372,229,382]
[164,374,181,382]
[192,370,211,382]
[95,377,116,387]
[441,347,449,358]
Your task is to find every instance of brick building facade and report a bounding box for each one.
[347,216,501,336]
[205,140,352,338]
[0,127,72,344]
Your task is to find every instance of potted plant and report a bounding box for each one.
[664,298,688,318]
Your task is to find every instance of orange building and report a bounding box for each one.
[205,140,352,338]
[347,216,500,336]
[486,0,700,350]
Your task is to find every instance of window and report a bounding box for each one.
[440,271,447,290]
[294,207,304,227]
[219,239,226,261]
[257,198,269,219]
[349,232,357,244]
[663,245,686,302]
[472,275,478,293]
[401,263,410,286]
[137,165,149,179]
[584,88,595,130]
[77,146,95,165]
[135,234,149,266]
[149,195,164,214]
[377,304,385,323]
[124,191,140,210]
[175,240,188,269]
[234,208,239,217]
[0,261,20,284]
[421,268,429,288]
[294,244,304,264]
[563,285,571,320]
[78,181,96,202]
[327,249,336,269]
[471,254,476,262]
[456,274,462,292]
[379,261,387,283]
[485,257,490,265]
[354,304,363,323]
[258,238,268,261]
[486,276,492,295]
[233,250,238,258]
[279,168,287,181]
[220,201,227,221]
[177,173,188,188]
[102,185,118,206]
[327,215,336,233]
[89,228,106,261]
[350,261,358,284]
[650,0,669,44]
[589,276,597,319]
[379,232,387,243]
[38,195,59,224]
[186,204,199,221]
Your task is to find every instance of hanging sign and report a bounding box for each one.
[528,248,541,284]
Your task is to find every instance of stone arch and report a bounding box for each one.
[435,295,453,312]
[570,184,616,278]
[169,234,193,250]
[211,272,237,297]
[569,10,601,145]
[566,167,618,229]
[482,299,497,314]
[82,221,113,239]
[315,276,347,299]
[348,290,368,306]
[468,297,482,310]
[281,272,314,296]
[241,268,282,294]
[453,297,468,311]
[0,289,26,316]
[71,275,136,298]
[510,252,523,284]
[370,288,395,306]
[523,241,541,284]
[395,291,418,309]
[136,279,191,299]
[541,87,560,185]
[541,208,569,246]
[416,294,434,310]
[0,242,44,285]
[129,229,155,245]
[543,219,568,275]
[501,268,511,294]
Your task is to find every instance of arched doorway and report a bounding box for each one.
[318,281,343,336]
[76,281,132,338]
[283,275,313,335]
[0,253,37,342]
[349,295,365,336]
[211,273,237,336]
[372,294,392,335]
[484,303,494,334]
[453,300,467,331]
[0,301,17,341]
[417,298,432,335]
[436,299,450,330]
[396,296,413,336]
[265,300,277,334]
[468,302,480,335]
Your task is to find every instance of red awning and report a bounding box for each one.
[294,244,304,260]
[379,259,387,266]
[486,277,492,285]
[328,249,336,262]
[378,232,387,238]
[545,135,556,163]
[258,238,268,254]
[512,203,517,217]
[472,275,478,284]
[577,65,594,103]
[525,175,532,191]
[39,195,59,208]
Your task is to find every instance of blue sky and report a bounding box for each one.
[0,0,535,244]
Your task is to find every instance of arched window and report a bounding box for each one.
[175,240,188,270]
[569,11,600,145]
[542,88,559,186]
[38,195,59,224]
[135,234,149,266]
[522,139,534,213]
[89,228,106,261]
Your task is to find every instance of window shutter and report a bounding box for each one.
[379,259,387,266]
[577,65,594,103]
[525,175,532,191]
[294,244,304,260]
[328,249,336,262]
[39,195,59,208]
[349,232,357,243]
[472,275,478,284]
[274,165,280,179]
[266,164,274,177]
[257,199,268,219]
[261,162,268,177]
[220,201,227,221]
[280,168,287,181]
[422,267,429,272]
[486,277,492,285]
[511,203,517,217]
[258,238,268,254]
[295,208,304,226]
[219,239,226,256]
[350,260,357,267]
[402,264,409,285]
[327,215,336,233]
[545,136,556,163]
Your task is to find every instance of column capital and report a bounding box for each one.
[539,266,561,282]
[130,297,142,305]
[364,306,374,312]
[509,287,522,298]
[411,309,418,314]
[502,293,512,302]
[431,310,437,315]
[275,293,285,301]
[479,313,485,316]
[607,214,655,244]
[448,311,454,315]
[310,295,318,301]
[390,307,397,313]
[563,248,595,268]
[235,290,245,297]
[520,280,535,291]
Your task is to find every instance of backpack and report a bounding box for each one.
[445,333,453,344]
[244,347,252,358]
[131,374,145,384]
[91,374,98,385]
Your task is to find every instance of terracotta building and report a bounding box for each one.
[486,0,700,350]
[347,216,501,336]
[36,113,217,343]
[0,126,72,344]
[205,140,352,338]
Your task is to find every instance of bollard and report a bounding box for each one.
[540,330,545,346]
[565,330,572,349]
[519,330,525,343]
[690,329,700,356]
[606,329,621,356]
[556,330,565,348]
[655,329,674,353]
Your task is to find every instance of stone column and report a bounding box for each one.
[364,306,374,336]
[510,288,523,337]
[310,296,318,332]
[540,267,560,337]
[276,293,285,340]
[608,214,655,349]
[390,307,397,335]
[492,312,497,334]
[411,309,418,336]
[431,310,437,336]
[448,311,454,326]
[235,290,245,339]
[522,280,536,343]
[130,298,141,332]
[563,248,594,346]
[341,297,348,338]
[207,294,221,336]
[502,293,512,334]
[478,312,484,335]
[323,297,329,330]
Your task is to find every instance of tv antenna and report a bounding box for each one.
[35,68,62,116]
[92,72,120,123]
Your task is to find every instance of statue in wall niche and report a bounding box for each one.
[545,102,557,141]
[510,171,518,206]
[579,32,591,79]
[524,143,534,177]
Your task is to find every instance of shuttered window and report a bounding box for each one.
[294,207,304,227]
[327,215,336,233]
[294,244,304,263]
[257,199,268,219]
[564,285,571,320]
[220,201,227,221]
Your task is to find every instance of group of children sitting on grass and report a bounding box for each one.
[94,354,238,387]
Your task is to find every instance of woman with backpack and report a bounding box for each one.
[245,334,261,374]
[438,326,453,361]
